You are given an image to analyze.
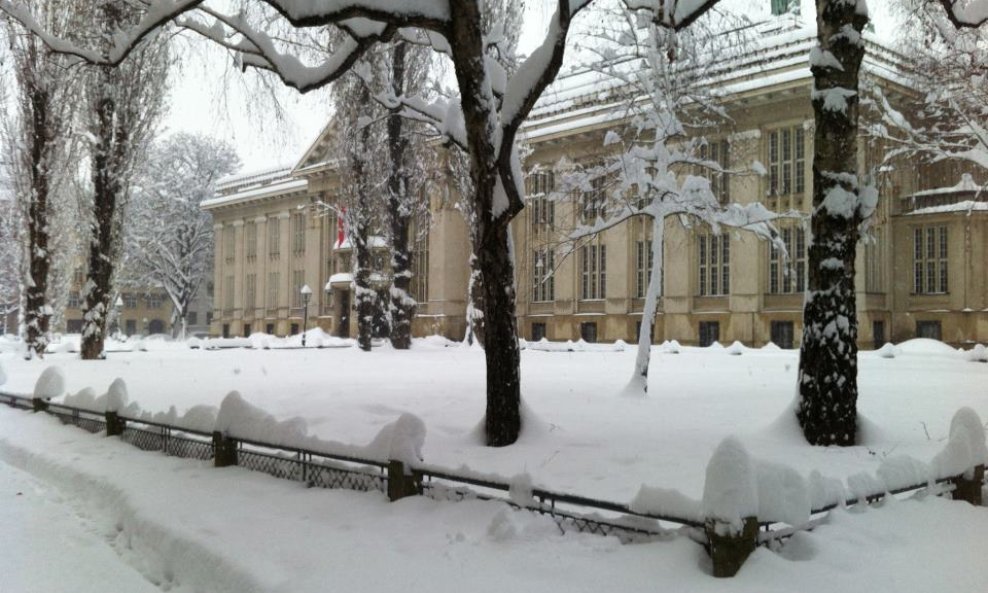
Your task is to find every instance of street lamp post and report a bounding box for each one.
[300,284,312,347]
[113,296,124,337]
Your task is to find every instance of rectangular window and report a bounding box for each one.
[243,323,251,338]
[769,226,807,294]
[531,322,547,342]
[768,126,806,200]
[527,171,555,235]
[224,275,235,310]
[770,320,795,349]
[245,273,256,311]
[123,293,138,309]
[292,212,306,255]
[582,175,606,224]
[267,272,280,309]
[268,218,281,258]
[125,319,136,335]
[580,322,598,343]
[146,293,163,309]
[580,243,606,300]
[188,312,198,326]
[913,225,948,294]
[532,248,555,302]
[67,291,80,309]
[411,235,429,303]
[224,226,235,264]
[699,140,730,204]
[291,270,305,309]
[699,321,720,347]
[698,234,730,296]
[245,221,257,259]
[916,320,942,341]
[636,240,654,299]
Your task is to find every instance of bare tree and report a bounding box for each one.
[124,133,240,339]
[1,1,81,357]
[78,0,169,360]
[867,0,987,185]
[553,8,786,396]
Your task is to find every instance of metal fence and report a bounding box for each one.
[2,390,983,578]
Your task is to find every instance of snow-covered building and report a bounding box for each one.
[204,4,987,347]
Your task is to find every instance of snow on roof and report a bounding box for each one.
[215,163,296,193]
[908,174,983,198]
[327,273,353,285]
[907,201,988,216]
[202,176,307,210]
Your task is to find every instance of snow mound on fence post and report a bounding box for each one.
[33,366,65,400]
[105,378,128,413]
[702,436,758,530]
[215,391,308,447]
[968,344,987,362]
[931,407,988,480]
[755,461,809,526]
[366,412,426,468]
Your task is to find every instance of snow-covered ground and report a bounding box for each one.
[2,336,988,591]
[2,336,986,502]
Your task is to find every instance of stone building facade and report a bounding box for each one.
[204,19,987,348]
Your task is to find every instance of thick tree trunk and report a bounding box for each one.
[465,253,485,347]
[387,42,414,350]
[450,0,521,446]
[81,68,123,360]
[24,82,53,359]
[796,0,869,446]
[624,216,665,397]
[353,85,374,353]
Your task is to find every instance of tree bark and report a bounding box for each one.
[81,3,126,361]
[353,86,375,352]
[796,0,869,446]
[449,0,521,446]
[24,82,52,359]
[387,42,414,350]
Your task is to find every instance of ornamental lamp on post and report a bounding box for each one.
[300,284,312,347]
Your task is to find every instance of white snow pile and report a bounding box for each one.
[0,361,6,387]
[754,460,810,526]
[968,344,987,363]
[33,366,65,400]
[930,407,988,480]
[896,338,960,357]
[660,340,681,354]
[522,339,626,353]
[508,472,536,508]
[702,436,758,530]
[365,412,427,468]
[760,341,781,351]
[103,378,129,413]
[874,342,898,358]
[216,391,426,464]
[726,341,745,356]
[628,485,703,523]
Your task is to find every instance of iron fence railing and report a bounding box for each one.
[2,388,984,577]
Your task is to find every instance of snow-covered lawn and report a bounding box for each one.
[1,336,986,503]
[2,337,988,591]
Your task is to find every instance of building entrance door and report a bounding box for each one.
[338,291,350,338]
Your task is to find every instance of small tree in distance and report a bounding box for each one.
[125,133,240,340]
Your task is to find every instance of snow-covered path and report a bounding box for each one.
[0,456,160,593]
[3,405,988,592]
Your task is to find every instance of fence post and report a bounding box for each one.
[213,432,238,468]
[105,411,126,436]
[31,398,49,413]
[387,460,421,502]
[950,464,984,506]
[705,516,759,578]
